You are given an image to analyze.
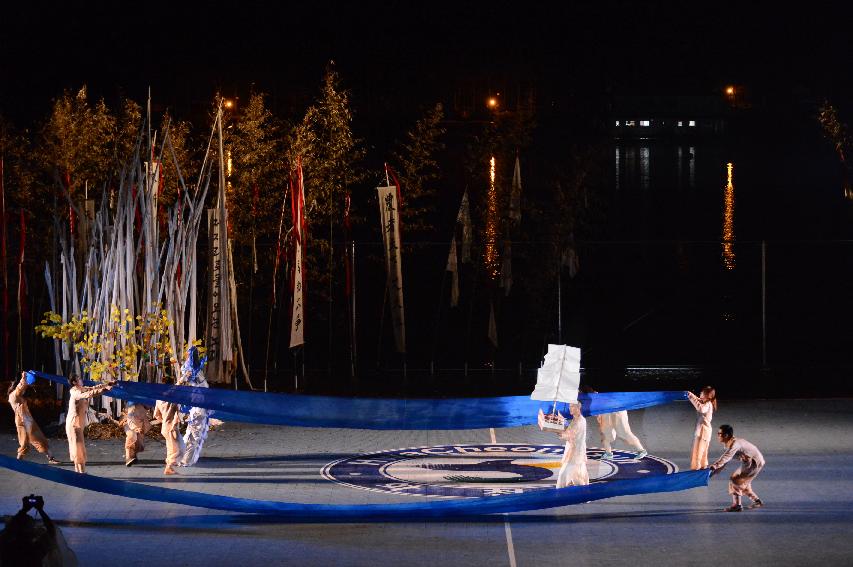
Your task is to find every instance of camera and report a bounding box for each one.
[24,495,43,507]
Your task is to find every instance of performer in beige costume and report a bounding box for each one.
[153,396,184,475]
[121,401,151,466]
[710,424,765,512]
[7,372,59,464]
[65,375,112,473]
[555,402,589,488]
[687,386,716,469]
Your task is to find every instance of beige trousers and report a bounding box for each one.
[125,430,145,462]
[16,418,50,459]
[729,460,764,499]
[65,417,87,466]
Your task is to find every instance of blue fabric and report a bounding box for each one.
[31,370,687,430]
[0,455,710,519]
[25,371,37,385]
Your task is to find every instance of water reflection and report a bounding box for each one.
[615,146,621,190]
[677,147,683,190]
[722,162,736,270]
[689,146,695,188]
[640,146,650,190]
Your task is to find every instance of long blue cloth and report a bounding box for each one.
[32,370,687,430]
[0,455,710,519]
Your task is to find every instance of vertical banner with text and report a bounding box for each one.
[289,161,306,348]
[377,185,406,353]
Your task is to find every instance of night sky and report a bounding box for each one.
[1,1,850,124]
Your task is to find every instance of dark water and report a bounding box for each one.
[582,133,853,393]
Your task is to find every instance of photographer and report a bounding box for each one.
[0,495,77,566]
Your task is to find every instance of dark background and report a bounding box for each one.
[2,2,851,124]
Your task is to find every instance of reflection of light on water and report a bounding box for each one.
[640,146,650,190]
[484,156,500,278]
[615,146,621,190]
[677,147,683,190]
[689,146,695,188]
[722,162,736,270]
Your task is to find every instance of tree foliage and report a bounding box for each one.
[392,103,446,236]
[226,91,286,245]
[292,66,366,235]
[40,86,116,195]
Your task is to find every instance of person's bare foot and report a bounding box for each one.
[47,457,60,465]
[164,467,177,475]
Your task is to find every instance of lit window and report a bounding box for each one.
[677,121,683,127]
[615,120,620,126]
[689,120,696,127]
[625,120,636,127]
[640,120,650,127]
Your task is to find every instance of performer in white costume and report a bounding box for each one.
[687,386,716,469]
[555,402,589,488]
[581,386,647,460]
[177,346,210,467]
[65,375,112,473]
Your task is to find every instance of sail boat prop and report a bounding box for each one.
[530,344,581,432]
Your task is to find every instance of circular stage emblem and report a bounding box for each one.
[322,444,676,498]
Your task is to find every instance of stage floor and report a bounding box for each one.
[2,398,852,566]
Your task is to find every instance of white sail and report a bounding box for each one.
[530,344,581,403]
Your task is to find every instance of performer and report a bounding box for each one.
[7,372,59,464]
[121,401,151,467]
[710,424,765,512]
[581,386,647,460]
[65,375,113,473]
[177,346,210,467]
[687,386,716,469]
[153,384,185,475]
[555,402,589,488]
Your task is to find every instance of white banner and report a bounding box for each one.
[206,206,232,383]
[289,238,305,347]
[377,186,406,353]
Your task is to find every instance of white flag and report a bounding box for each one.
[290,161,306,348]
[562,246,580,279]
[488,300,498,348]
[457,190,472,264]
[377,185,406,353]
[499,239,512,296]
[509,154,522,225]
[446,237,459,307]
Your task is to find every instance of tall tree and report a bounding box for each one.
[391,103,446,236]
[40,86,116,196]
[226,91,286,246]
[818,101,851,193]
[290,65,364,249]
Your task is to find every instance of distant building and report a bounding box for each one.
[612,95,732,139]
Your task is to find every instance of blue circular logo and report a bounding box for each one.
[322,444,676,498]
